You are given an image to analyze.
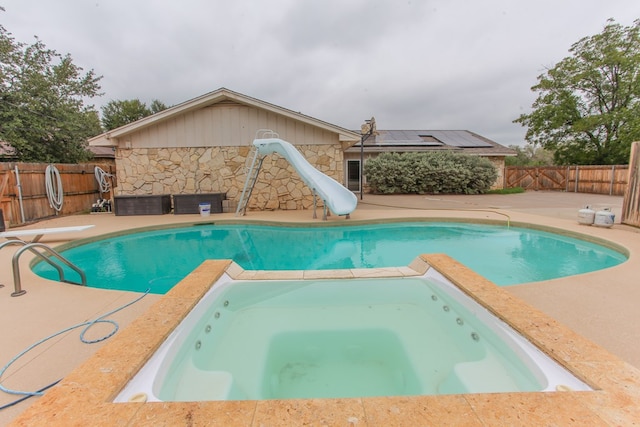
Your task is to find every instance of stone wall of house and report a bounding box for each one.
[488,157,506,189]
[114,144,344,211]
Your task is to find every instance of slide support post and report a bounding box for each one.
[312,189,317,219]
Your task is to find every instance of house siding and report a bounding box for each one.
[123,103,337,148]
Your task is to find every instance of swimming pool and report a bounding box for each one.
[32,221,627,293]
[114,268,591,402]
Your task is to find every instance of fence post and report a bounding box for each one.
[574,166,579,193]
[622,142,640,225]
[610,165,615,196]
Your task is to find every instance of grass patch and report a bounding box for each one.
[486,187,526,194]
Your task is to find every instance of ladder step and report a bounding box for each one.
[236,148,264,216]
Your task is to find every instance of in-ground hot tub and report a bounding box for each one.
[115,268,590,402]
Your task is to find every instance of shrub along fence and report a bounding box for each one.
[504,165,628,196]
[0,162,116,229]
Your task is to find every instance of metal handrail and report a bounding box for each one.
[0,240,28,251]
[10,242,87,297]
[255,129,279,139]
[2,240,66,287]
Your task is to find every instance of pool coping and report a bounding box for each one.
[9,255,640,426]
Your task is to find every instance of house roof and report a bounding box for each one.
[346,130,516,157]
[88,87,361,147]
[88,145,115,159]
[0,141,16,159]
[1,141,114,160]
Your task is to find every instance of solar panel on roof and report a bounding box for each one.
[375,130,444,146]
[370,130,491,148]
[379,141,443,146]
[427,131,492,148]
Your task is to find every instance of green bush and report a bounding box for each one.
[364,152,498,194]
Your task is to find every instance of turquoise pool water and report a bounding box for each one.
[32,221,626,294]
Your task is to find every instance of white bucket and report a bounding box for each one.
[198,203,211,217]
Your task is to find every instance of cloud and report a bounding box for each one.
[1,0,639,146]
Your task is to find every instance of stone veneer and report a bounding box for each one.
[115,144,344,211]
[487,157,506,190]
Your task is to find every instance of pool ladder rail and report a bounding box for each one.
[0,240,86,297]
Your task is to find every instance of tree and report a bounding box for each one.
[149,99,168,114]
[101,98,168,130]
[101,99,149,130]
[505,143,555,166]
[0,23,103,163]
[514,19,640,165]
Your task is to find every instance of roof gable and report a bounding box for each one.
[89,88,360,146]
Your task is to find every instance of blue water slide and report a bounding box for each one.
[253,138,357,216]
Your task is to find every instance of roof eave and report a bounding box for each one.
[89,88,361,146]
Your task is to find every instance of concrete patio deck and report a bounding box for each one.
[1,191,638,425]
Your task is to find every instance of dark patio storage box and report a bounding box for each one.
[114,195,172,216]
[173,193,225,215]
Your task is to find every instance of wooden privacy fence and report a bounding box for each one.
[0,162,116,229]
[504,165,629,196]
[622,142,640,227]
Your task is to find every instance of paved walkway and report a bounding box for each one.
[0,191,637,424]
[357,191,624,221]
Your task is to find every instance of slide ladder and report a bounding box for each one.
[235,146,264,216]
[236,129,357,219]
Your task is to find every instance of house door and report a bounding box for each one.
[347,160,360,192]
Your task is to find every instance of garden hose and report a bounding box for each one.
[45,164,63,212]
[0,288,149,408]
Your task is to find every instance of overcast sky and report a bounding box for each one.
[2,1,639,146]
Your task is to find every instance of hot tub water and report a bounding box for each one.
[115,269,590,402]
